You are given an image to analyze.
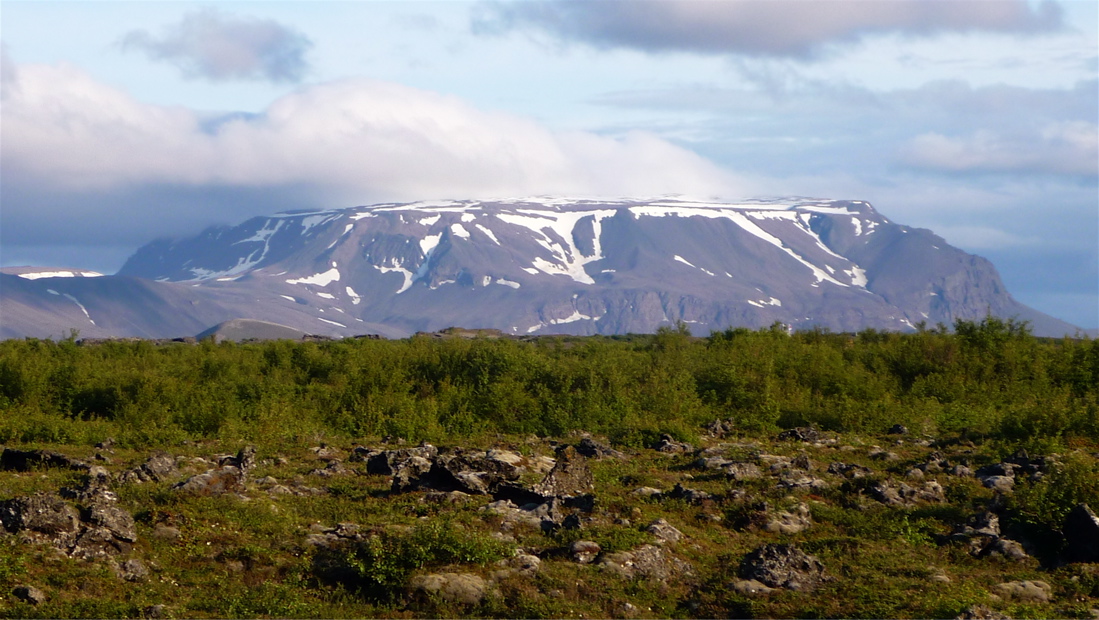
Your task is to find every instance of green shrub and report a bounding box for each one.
[342,520,514,601]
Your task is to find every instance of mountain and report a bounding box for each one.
[2,197,1083,339]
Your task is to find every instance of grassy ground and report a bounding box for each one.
[1,430,1097,619]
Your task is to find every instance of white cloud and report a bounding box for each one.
[475,0,1064,59]
[1,58,744,232]
[901,122,1098,177]
[120,9,312,83]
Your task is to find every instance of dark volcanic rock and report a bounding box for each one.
[118,452,178,484]
[0,493,81,539]
[652,434,693,454]
[1,448,88,472]
[12,585,47,605]
[739,544,826,592]
[172,447,254,496]
[599,544,691,581]
[532,446,594,499]
[172,467,246,496]
[576,437,625,460]
[366,444,438,475]
[1064,503,1099,563]
[0,488,138,560]
[868,480,945,507]
[777,427,819,443]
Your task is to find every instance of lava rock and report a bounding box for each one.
[646,518,684,544]
[1064,503,1099,563]
[532,446,594,499]
[992,580,1052,603]
[11,585,47,605]
[777,427,819,443]
[408,572,488,605]
[117,452,178,484]
[570,540,602,563]
[575,437,626,460]
[652,434,694,454]
[739,544,826,592]
[1,448,88,472]
[599,544,690,581]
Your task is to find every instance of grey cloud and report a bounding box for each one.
[900,124,1098,177]
[589,78,1098,180]
[474,0,1064,58]
[120,9,312,83]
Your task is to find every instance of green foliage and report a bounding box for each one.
[1011,451,1099,532]
[343,520,513,601]
[0,325,1094,448]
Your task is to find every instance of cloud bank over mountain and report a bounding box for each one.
[1,59,741,255]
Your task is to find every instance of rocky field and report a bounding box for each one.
[1,427,1098,619]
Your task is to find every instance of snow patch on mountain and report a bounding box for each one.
[62,293,95,325]
[16,270,103,280]
[286,266,341,287]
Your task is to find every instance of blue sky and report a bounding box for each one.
[2,0,1096,328]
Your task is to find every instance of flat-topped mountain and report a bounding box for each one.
[2,198,1082,339]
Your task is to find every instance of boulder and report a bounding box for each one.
[172,447,254,496]
[732,579,776,596]
[599,544,690,581]
[171,466,246,496]
[1063,503,1099,563]
[408,572,488,605]
[703,418,736,438]
[0,493,81,539]
[978,538,1028,561]
[575,437,626,460]
[992,580,1052,603]
[762,504,812,535]
[739,544,825,592]
[868,480,945,507]
[777,427,819,442]
[308,460,351,478]
[0,448,88,472]
[570,540,601,563]
[365,444,438,475]
[652,434,693,454]
[504,554,541,578]
[532,446,594,499]
[117,452,178,484]
[11,585,47,605]
[631,487,664,499]
[981,476,1015,494]
[667,483,712,505]
[390,456,435,493]
[84,500,137,543]
[115,558,149,582]
[646,519,684,544]
[70,524,133,560]
[827,462,872,479]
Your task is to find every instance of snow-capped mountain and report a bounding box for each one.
[69,196,1073,339]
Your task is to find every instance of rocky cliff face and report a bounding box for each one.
[2,197,1081,339]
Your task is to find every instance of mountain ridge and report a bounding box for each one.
[2,197,1085,339]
